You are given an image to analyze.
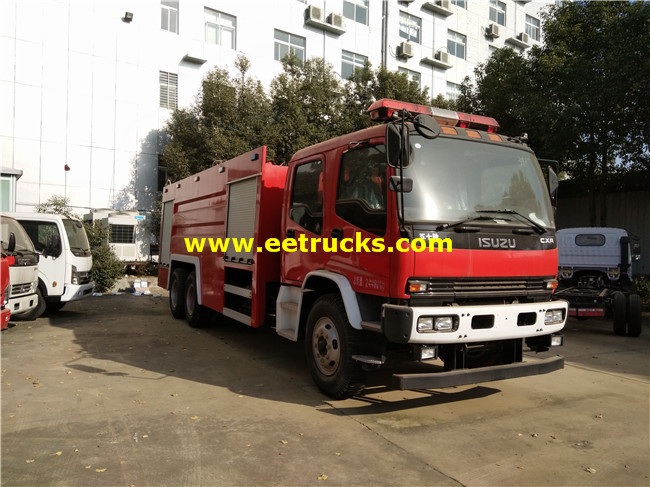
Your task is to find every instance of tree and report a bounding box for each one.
[269,55,346,163]
[461,2,650,225]
[35,196,77,219]
[162,54,272,182]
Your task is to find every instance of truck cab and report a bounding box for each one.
[0,214,39,318]
[11,212,94,319]
[556,227,642,336]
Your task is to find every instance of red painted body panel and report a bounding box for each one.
[159,147,287,328]
[1,256,10,330]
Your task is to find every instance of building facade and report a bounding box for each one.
[1,0,551,217]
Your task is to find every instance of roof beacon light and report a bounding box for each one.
[367,98,500,133]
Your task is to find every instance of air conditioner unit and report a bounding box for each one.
[436,0,451,9]
[397,41,414,58]
[517,32,530,44]
[486,23,501,38]
[327,13,345,29]
[435,51,450,64]
[305,5,324,23]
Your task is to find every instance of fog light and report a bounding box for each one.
[420,346,437,360]
[544,309,564,325]
[551,335,564,347]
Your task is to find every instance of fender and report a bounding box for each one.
[168,254,202,304]
[302,270,363,330]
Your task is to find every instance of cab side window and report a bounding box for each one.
[290,160,323,235]
[336,145,387,236]
[20,221,59,253]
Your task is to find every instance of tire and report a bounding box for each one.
[612,291,627,336]
[626,294,642,338]
[305,294,366,399]
[184,271,209,328]
[46,301,66,313]
[14,287,46,321]
[169,268,188,319]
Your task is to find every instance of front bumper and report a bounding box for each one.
[382,300,568,344]
[60,282,95,302]
[1,308,10,330]
[9,293,38,316]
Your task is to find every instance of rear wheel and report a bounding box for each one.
[305,294,366,399]
[169,268,188,319]
[626,294,642,337]
[612,291,627,336]
[184,271,209,328]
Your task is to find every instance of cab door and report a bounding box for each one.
[282,157,327,284]
[325,144,390,295]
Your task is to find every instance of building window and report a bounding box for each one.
[446,82,461,101]
[399,11,421,44]
[447,30,466,60]
[343,0,368,25]
[451,0,466,8]
[525,14,540,41]
[342,51,368,79]
[161,0,179,33]
[398,68,421,88]
[205,9,236,48]
[110,225,135,244]
[274,30,306,63]
[489,0,506,26]
[159,71,178,110]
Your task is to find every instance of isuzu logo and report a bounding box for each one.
[478,237,516,249]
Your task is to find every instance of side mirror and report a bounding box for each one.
[548,166,559,208]
[389,176,413,193]
[44,235,62,258]
[386,123,403,168]
[7,232,16,253]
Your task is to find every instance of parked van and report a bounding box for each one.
[0,214,39,318]
[10,213,94,319]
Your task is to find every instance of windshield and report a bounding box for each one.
[401,136,554,228]
[63,219,91,252]
[1,216,36,253]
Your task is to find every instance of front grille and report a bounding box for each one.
[11,283,32,295]
[409,277,550,305]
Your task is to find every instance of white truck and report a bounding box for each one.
[10,213,94,319]
[0,214,39,318]
[556,227,642,336]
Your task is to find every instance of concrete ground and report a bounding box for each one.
[1,291,648,487]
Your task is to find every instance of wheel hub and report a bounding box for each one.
[312,318,340,376]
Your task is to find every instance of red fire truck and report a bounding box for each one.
[1,255,10,330]
[159,99,567,399]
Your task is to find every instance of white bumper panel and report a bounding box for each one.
[61,282,96,302]
[383,300,568,344]
[9,293,38,316]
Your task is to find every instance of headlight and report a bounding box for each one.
[417,315,458,333]
[408,280,429,293]
[544,309,565,325]
[607,267,620,280]
[71,265,79,285]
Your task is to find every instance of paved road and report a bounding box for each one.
[2,294,648,486]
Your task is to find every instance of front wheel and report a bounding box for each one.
[305,294,366,399]
[612,291,627,336]
[627,294,642,337]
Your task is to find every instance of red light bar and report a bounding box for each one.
[367,98,500,132]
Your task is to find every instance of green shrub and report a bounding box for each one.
[83,221,124,293]
[634,275,650,306]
